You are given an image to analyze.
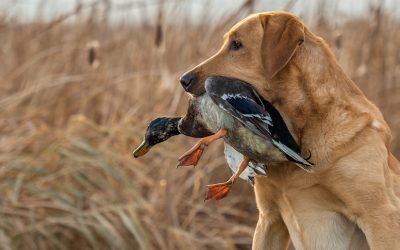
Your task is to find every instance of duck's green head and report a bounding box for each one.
[133,117,181,158]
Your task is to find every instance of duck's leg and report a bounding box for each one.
[177,129,228,168]
[205,157,250,201]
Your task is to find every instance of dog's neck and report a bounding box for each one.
[263,30,389,164]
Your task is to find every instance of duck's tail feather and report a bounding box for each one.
[272,139,314,172]
[250,162,267,176]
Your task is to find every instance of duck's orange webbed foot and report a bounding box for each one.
[177,144,206,168]
[177,129,227,168]
[204,157,250,201]
[205,181,233,201]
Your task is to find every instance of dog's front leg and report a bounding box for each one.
[253,177,291,250]
[252,213,290,250]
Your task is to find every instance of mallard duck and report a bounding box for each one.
[133,116,267,186]
[177,76,313,200]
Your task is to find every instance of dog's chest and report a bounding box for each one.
[254,173,368,250]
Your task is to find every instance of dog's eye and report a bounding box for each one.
[230,40,242,51]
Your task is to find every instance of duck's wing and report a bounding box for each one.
[259,97,314,170]
[205,77,313,170]
[210,91,273,137]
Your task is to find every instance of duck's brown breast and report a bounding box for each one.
[178,98,213,138]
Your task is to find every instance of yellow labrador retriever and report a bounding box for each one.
[178,11,400,250]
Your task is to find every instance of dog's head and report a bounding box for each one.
[179,12,305,96]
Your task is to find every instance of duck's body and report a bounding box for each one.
[186,76,312,170]
[197,93,286,164]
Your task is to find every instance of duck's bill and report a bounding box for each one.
[133,140,152,158]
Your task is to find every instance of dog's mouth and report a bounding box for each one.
[187,87,206,98]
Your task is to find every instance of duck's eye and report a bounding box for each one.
[230,40,242,51]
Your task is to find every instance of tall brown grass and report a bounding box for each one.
[0,1,399,249]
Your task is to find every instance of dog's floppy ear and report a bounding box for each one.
[260,14,305,79]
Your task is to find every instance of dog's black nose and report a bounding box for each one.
[180,72,195,90]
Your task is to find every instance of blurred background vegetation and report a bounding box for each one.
[0,0,399,249]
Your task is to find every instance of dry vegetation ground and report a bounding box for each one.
[0,1,399,249]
